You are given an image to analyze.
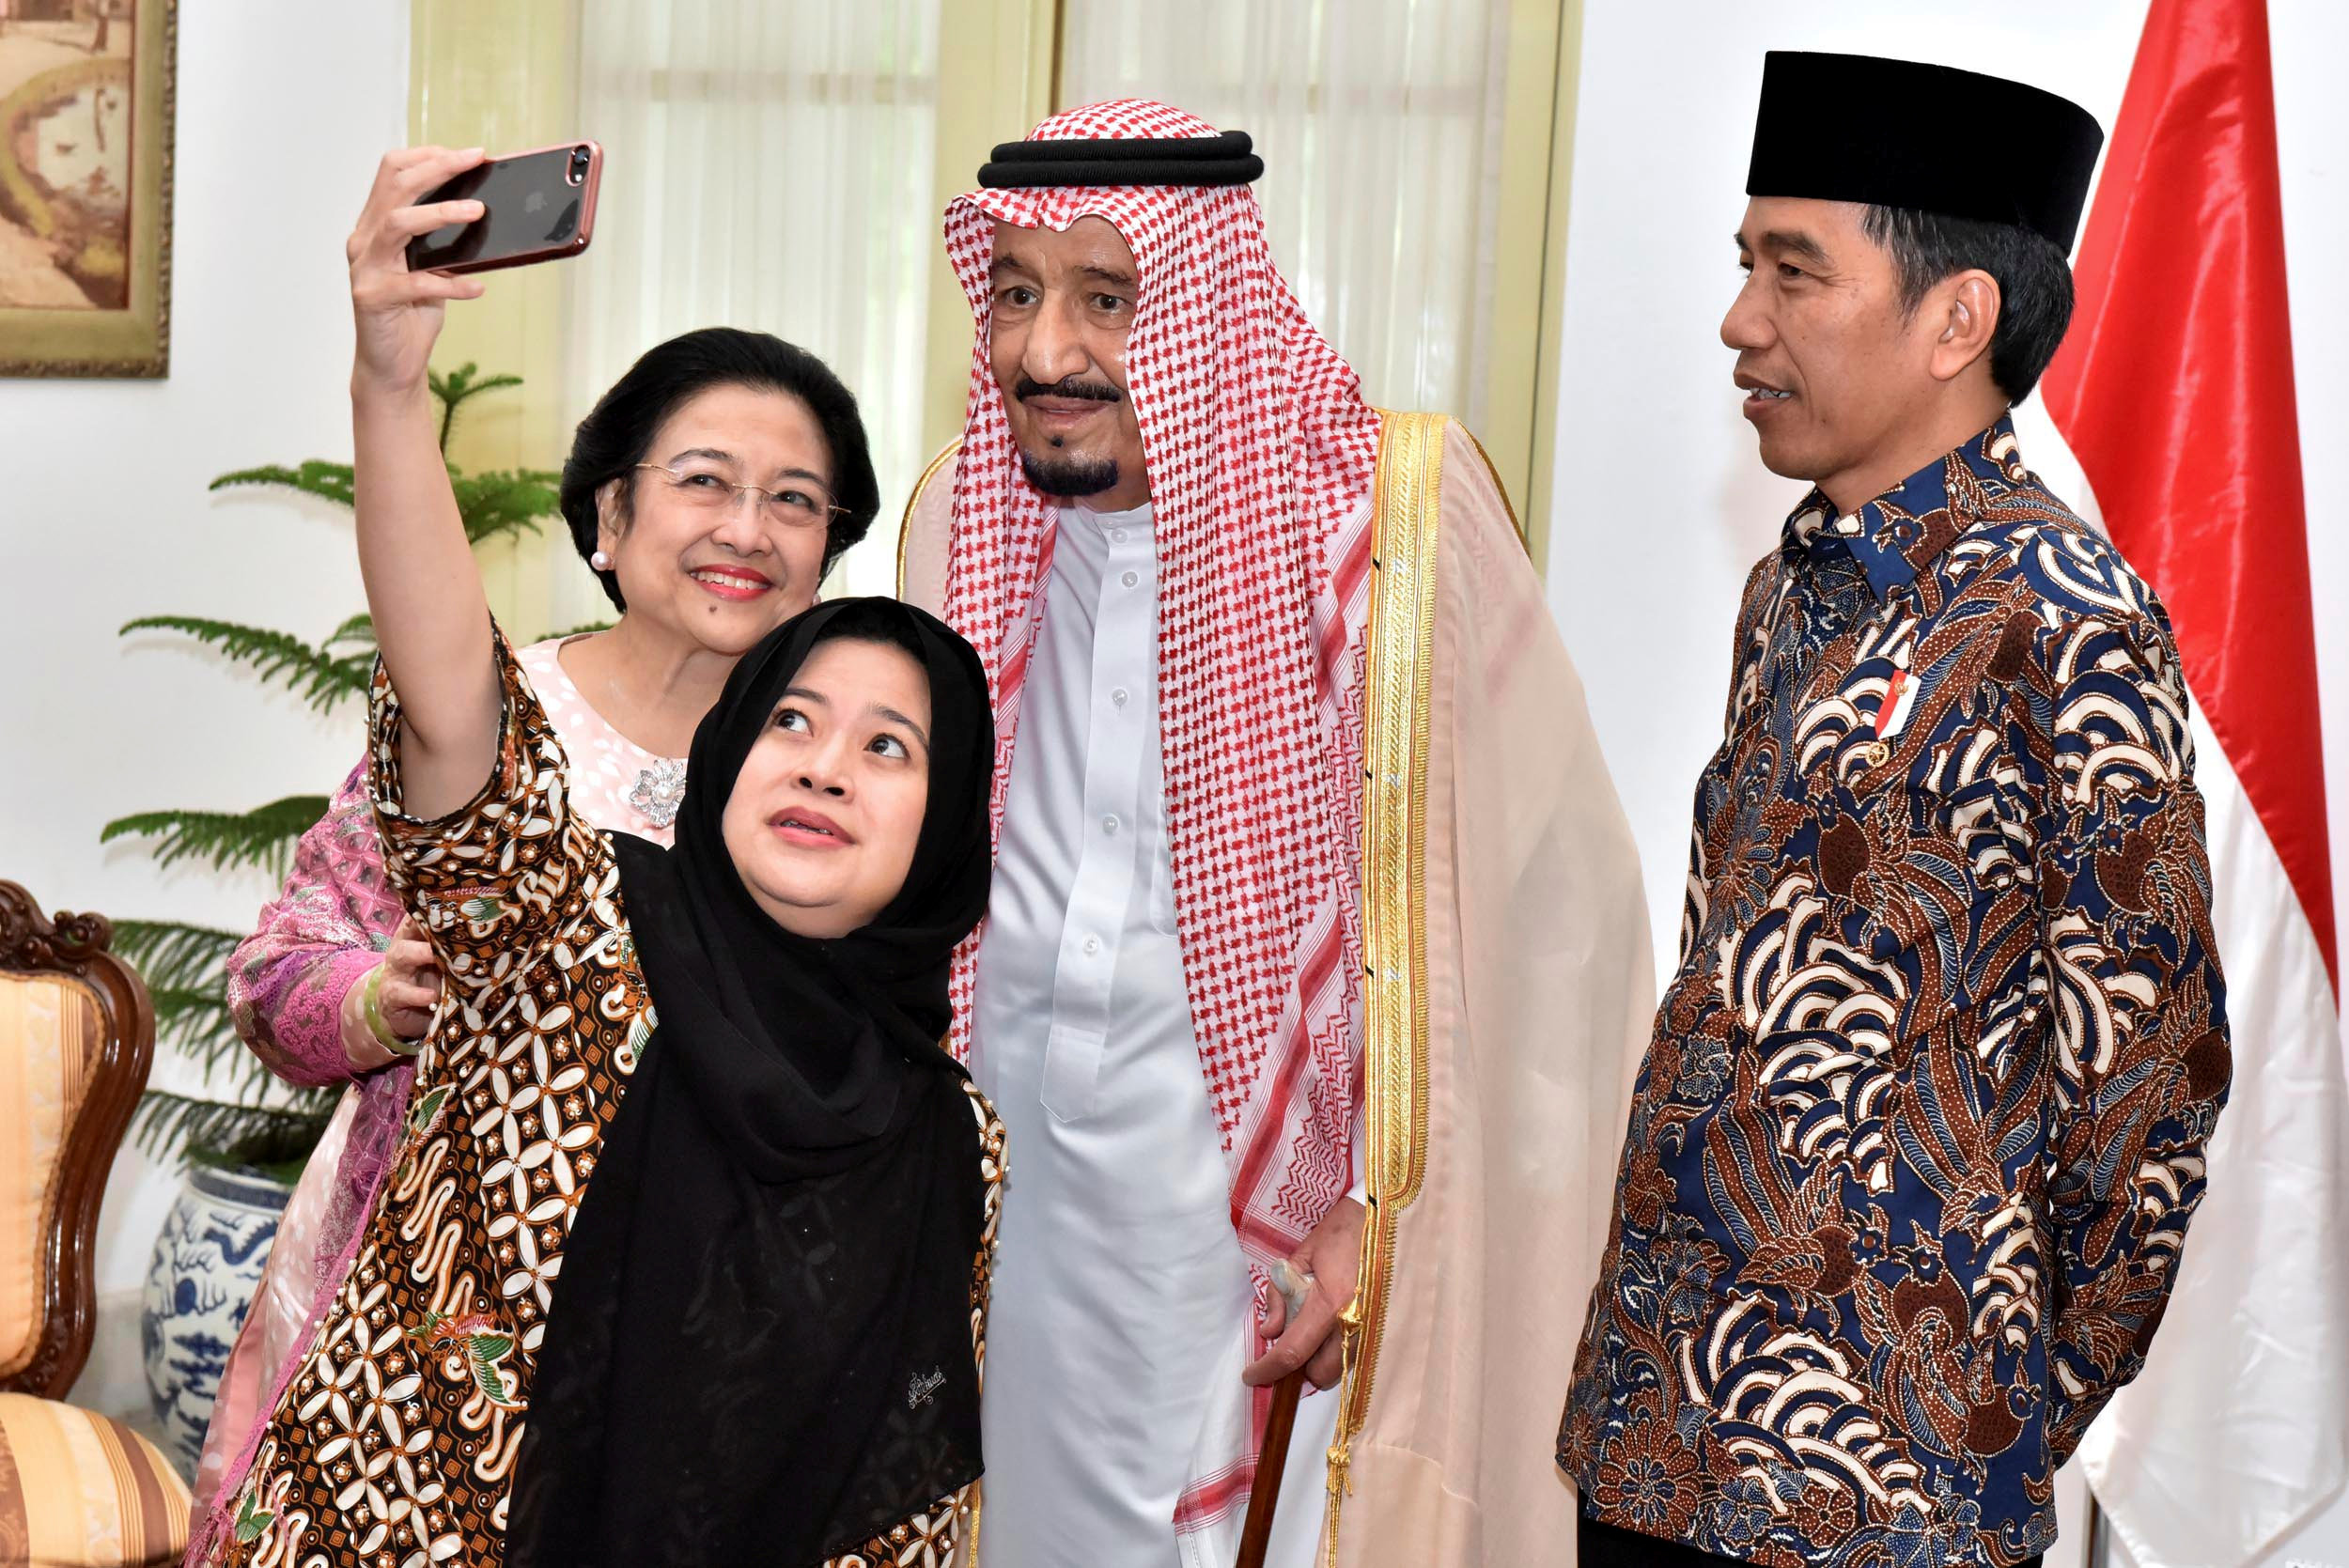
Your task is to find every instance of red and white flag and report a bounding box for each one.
[2037,1,2349,1564]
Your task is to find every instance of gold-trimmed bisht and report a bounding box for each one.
[1323,410,1444,1565]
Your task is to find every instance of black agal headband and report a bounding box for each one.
[977,130,1265,189]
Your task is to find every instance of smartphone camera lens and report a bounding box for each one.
[566,146,589,187]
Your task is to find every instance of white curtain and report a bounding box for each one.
[1058,0,1512,426]
[562,0,942,615]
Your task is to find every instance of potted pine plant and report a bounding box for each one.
[107,366,566,1472]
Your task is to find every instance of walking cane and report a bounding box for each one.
[1236,1261,1316,1568]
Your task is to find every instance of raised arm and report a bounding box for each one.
[345,146,502,820]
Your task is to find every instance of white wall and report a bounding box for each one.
[1546,3,2349,1564]
[0,0,410,1412]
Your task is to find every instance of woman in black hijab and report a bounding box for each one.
[202,598,1000,1568]
[511,595,999,1565]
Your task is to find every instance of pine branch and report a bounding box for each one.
[175,1034,273,1088]
[435,365,523,402]
[120,615,374,709]
[450,467,562,547]
[209,460,356,510]
[109,364,543,1179]
[323,613,376,652]
[112,920,242,994]
[430,363,525,453]
[101,795,331,877]
[132,952,251,1080]
[150,984,234,1059]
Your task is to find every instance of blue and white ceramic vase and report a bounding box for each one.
[141,1163,291,1475]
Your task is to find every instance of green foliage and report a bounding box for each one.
[204,365,558,551]
[112,920,242,994]
[108,365,560,1174]
[117,918,334,1152]
[208,457,554,550]
[433,364,560,548]
[119,615,375,711]
[148,985,234,1057]
[113,920,269,1084]
[210,460,354,509]
[450,466,561,548]
[326,613,376,646]
[101,795,333,879]
[432,363,524,449]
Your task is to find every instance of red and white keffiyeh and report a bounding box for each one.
[940,99,1383,1531]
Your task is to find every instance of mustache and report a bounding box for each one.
[1015,374,1122,406]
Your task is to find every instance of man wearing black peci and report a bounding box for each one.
[1561,52,2230,1568]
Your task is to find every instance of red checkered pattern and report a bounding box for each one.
[939,100,1382,1532]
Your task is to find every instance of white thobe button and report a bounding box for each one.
[1103,815,1121,835]
[1111,528,1128,544]
[1121,570,1140,588]
[1081,935,1101,955]
[1112,687,1130,707]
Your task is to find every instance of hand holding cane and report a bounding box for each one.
[1236,1259,1315,1568]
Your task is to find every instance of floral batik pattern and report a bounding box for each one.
[201,637,692,1530]
[1561,418,2229,1568]
[206,635,1003,1568]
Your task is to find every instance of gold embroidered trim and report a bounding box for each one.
[1324,410,1443,1562]
[896,438,966,598]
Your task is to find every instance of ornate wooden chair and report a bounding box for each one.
[0,879,189,1565]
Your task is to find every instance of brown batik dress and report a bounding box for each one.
[206,639,1003,1568]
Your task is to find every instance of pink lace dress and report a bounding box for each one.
[192,637,686,1516]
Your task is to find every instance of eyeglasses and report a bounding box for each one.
[631,461,847,530]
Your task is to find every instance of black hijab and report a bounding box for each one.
[508,598,996,1568]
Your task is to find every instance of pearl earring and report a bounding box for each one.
[590,550,613,571]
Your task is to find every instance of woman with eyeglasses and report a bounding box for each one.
[190,146,881,1527]
[190,143,998,1568]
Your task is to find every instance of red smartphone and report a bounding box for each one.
[405,141,602,275]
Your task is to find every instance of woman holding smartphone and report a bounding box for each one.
[194,147,880,1526]
[189,147,1002,1568]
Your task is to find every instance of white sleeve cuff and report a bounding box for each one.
[1346,1102,1368,1205]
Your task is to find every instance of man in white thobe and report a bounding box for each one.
[971,490,1346,1565]
[899,101,1654,1567]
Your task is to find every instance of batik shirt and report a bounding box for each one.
[1561,418,2229,1568]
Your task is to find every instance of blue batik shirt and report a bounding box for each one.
[1560,417,2230,1567]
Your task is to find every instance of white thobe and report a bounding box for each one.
[971,498,1339,1568]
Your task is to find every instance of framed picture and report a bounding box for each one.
[0,0,174,377]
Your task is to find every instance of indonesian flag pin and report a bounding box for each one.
[1875,648,1919,739]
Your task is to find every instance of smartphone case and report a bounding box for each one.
[406,140,603,276]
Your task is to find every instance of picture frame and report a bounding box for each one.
[0,0,175,378]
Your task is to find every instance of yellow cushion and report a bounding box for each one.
[0,976,101,1380]
[0,1394,188,1567]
